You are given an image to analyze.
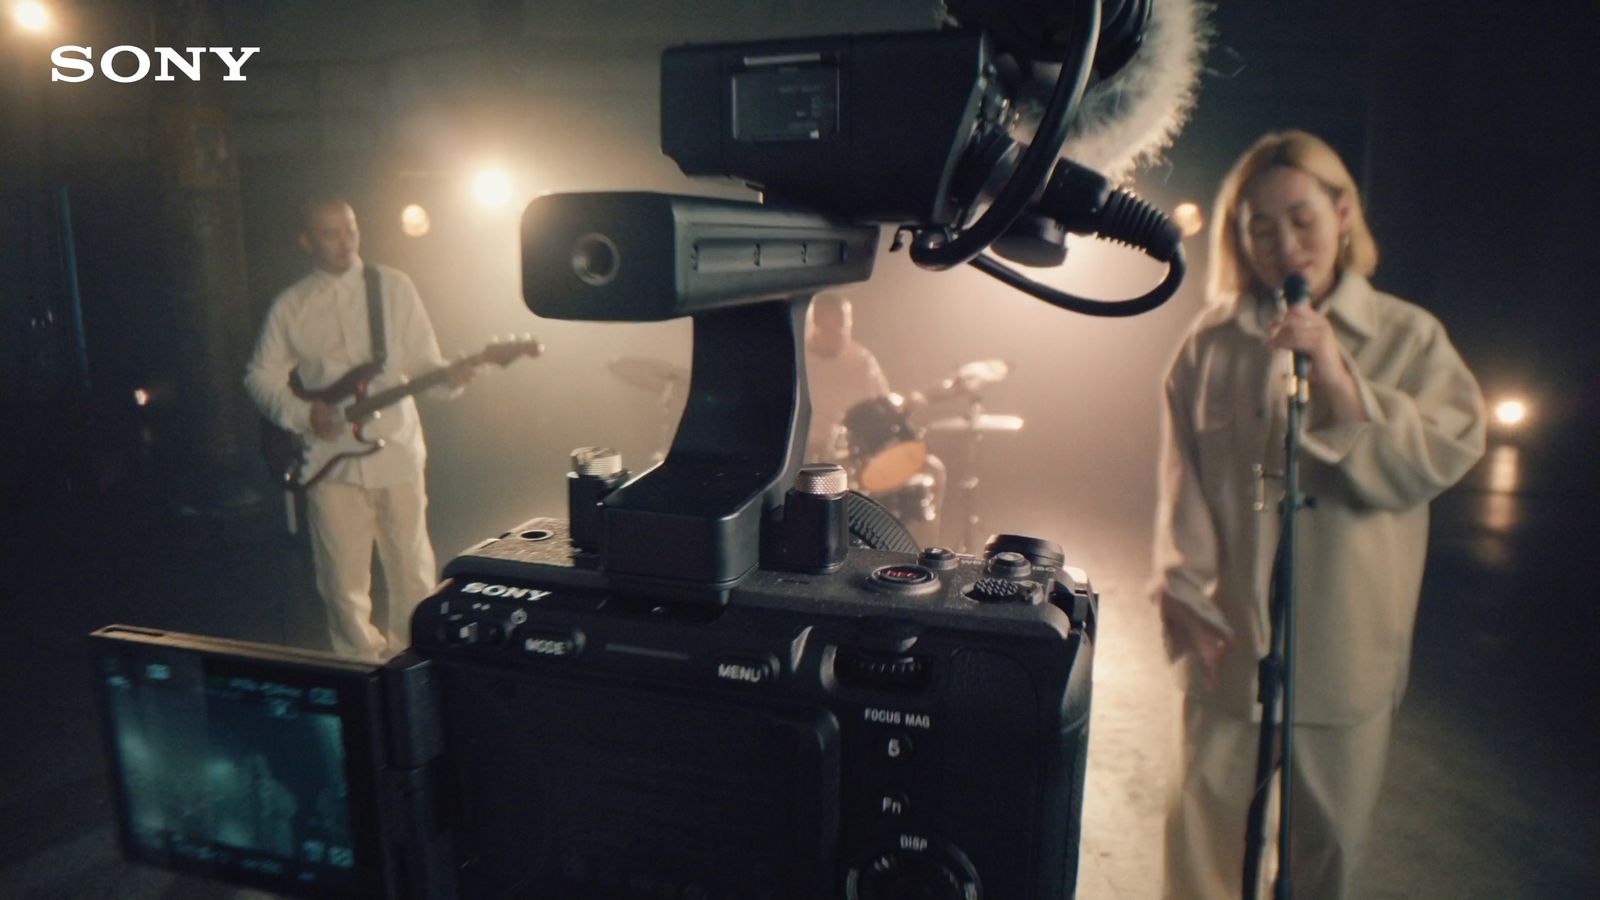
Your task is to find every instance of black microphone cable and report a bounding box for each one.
[967,158,1186,318]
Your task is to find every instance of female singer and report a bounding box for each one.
[1153,130,1487,899]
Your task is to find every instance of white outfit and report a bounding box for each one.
[804,340,890,462]
[1152,272,1486,899]
[245,258,455,659]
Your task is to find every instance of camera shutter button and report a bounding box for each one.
[917,547,960,571]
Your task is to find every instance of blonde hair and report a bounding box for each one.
[1206,130,1379,302]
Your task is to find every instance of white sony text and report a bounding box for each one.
[50,46,260,83]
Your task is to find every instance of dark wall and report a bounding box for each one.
[1161,2,1599,438]
[1367,5,1600,412]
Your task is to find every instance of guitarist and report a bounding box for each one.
[245,197,475,660]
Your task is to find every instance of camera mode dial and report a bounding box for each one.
[982,533,1065,569]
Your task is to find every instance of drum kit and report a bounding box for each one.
[606,356,690,464]
[608,355,1024,551]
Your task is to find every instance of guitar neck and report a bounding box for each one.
[346,356,478,420]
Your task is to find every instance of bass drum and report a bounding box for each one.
[872,472,937,530]
[841,395,927,493]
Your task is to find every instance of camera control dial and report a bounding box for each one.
[846,834,980,900]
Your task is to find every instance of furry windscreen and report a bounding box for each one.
[1060,0,1210,181]
[947,0,1212,183]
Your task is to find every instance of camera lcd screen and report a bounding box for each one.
[90,628,386,899]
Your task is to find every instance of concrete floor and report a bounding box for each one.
[1,438,1596,899]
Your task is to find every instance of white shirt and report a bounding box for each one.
[805,340,890,461]
[244,258,452,487]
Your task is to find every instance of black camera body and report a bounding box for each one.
[92,515,1098,900]
[412,518,1097,899]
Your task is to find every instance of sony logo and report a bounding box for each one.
[51,46,260,83]
[461,581,552,602]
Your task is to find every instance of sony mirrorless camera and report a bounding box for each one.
[94,511,1096,899]
[94,507,1097,900]
[92,2,1178,896]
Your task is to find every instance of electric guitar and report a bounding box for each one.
[261,336,541,489]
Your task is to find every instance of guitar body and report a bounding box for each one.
[258,338,542,490]
[266,363,397,489]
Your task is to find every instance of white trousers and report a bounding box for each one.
[1163,698,1394,900]
[304,476,439,659]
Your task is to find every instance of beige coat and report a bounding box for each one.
[1153,272,1486,724]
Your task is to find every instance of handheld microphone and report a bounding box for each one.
[1280,273,1311,379]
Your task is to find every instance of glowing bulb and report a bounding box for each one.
[399,204,431,237]
[13,0,50,32]
[1493,399,1527,427]
[132,388,151,407]
[471,169,513,208]
[1171,202,1204,238]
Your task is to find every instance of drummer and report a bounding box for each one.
[804,292,892,462]
[804,292,947,542]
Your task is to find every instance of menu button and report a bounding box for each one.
[715,656,777,686]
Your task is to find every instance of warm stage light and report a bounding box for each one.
[13,0,50,32]
[471,168,513,208]
[1492,398,1527,427]
[400,204,431,237]
[1172,201,1204,238]
[132,388,151,407]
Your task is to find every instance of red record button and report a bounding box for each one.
[874,565,934,585]
[867,565,940,597]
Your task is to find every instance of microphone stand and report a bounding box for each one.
[1242,348,1310,900]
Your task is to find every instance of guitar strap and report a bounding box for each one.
[364,263,386,368]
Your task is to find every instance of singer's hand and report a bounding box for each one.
[1265,304,1345,382]
[1266,306,1369,423]
[1159,593,1232,690]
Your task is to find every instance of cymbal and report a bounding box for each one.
[918,358,1012,402]
[608,356,689,392]
[927,414,1025,434]
[954,359,1010,386]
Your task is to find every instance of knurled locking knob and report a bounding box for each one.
[795,463,848,497]
[571,446,623,477]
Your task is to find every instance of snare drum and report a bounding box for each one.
[841,395,928,493]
